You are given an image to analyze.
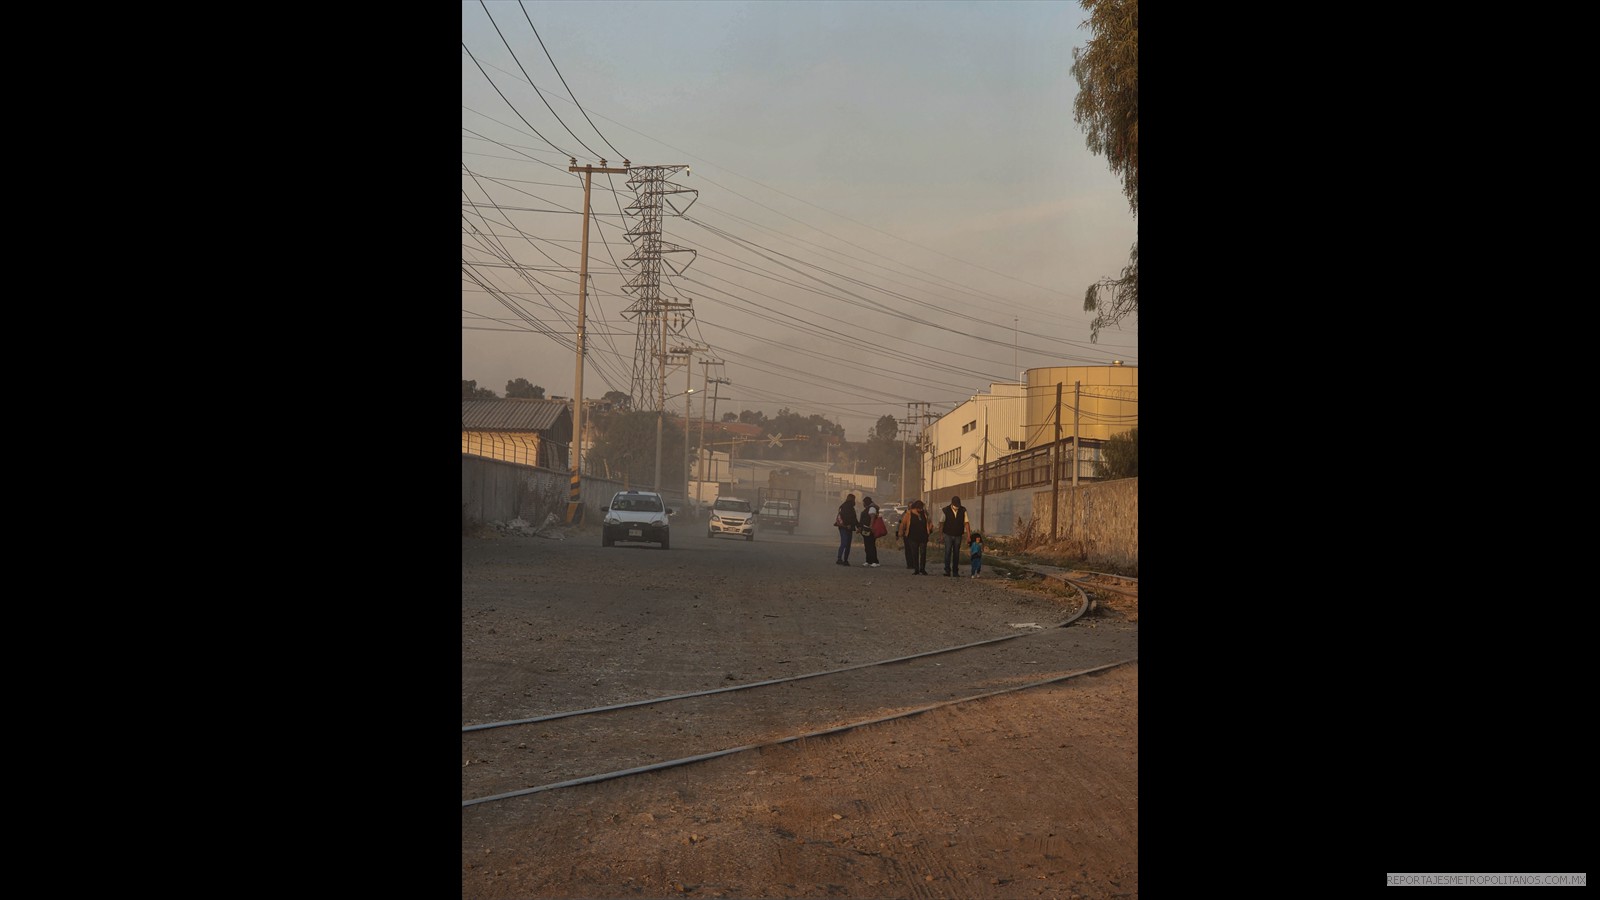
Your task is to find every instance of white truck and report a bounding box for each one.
[756,487,802,534]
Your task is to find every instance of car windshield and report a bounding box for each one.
[613,495,663,512]
[714,500,752,512]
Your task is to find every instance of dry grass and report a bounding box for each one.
[988,516,1137,578]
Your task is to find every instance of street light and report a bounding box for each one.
[655,387,696,496]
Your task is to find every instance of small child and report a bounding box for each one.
[969,532,983,578]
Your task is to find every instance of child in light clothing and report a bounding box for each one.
[969,532,983,578]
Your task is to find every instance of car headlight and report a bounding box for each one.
[709,513,720,522]
[652,518,667,528]
[605,514,620,525]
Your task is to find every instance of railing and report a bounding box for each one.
[978,439,1101,494]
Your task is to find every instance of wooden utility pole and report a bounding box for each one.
[566,160,628,522]
[697,359,708,511]
[1071,381,1082,545]
[682,346,694,508]
[1051,383,1062,541]
[900,406,908,506]
[1072,381,1081,489]
[697,373,730,493]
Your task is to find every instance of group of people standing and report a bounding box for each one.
[836,494,983,578]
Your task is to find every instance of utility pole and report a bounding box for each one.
[1051,383,1062,541]
[1072,381,1081,489]
[1071,380,1081,543]
[980,410,988,534]
[682,346,694,508]
[699,363,729,501]
[906,401,931,511]
[566,159,629,523]
[902,406,915,506]
[670,343,703,510]
[654,336,694,492]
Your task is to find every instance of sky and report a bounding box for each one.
[462,0,1137,442]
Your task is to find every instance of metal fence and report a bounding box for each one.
[979,439,1102,494]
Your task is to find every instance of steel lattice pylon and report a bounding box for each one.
[622,165,697,411]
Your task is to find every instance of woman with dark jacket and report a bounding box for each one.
[835,493,859,566]
[899,499,931,575]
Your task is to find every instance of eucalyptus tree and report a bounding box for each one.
[1071,0,1138,340]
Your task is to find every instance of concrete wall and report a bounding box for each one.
[1032,476,1138,572]
[967,486,1032,537]
[462,454,624,526]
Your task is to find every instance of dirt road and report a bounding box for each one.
[462,519,1138,899]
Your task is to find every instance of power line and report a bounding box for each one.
[476,1,600,160]
[519,1,627,162]
[461,42,571,158]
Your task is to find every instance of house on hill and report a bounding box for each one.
[461,399,573,470]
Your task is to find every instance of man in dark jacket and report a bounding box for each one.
[938,496,970,577]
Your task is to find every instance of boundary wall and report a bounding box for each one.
[462,454,624,526]
[1031,476,1137,572]
[921,477,1138,572]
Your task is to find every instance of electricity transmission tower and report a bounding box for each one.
[621,165,697,411]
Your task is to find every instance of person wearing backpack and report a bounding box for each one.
[938,495,970,577]
[858,497,882,567]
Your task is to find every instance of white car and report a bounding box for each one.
[602,490,673,549]
[706,496,756,541]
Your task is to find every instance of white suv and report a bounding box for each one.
[706,496,756,541]
[602,490,673,549]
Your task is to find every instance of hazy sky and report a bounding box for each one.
[462,0,1137,441]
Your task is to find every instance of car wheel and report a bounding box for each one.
[661,535,670,550]
[746,532,754,541]
[706,529,713,539]
[602,534,614,547]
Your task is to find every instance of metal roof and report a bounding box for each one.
[461,399,570,432]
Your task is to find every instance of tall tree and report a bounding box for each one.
[1094,427,1138,480]
[587,410,686,491]
[865,414,906,495]
[462,379,496,400]
[1071,0,1138,341]
[870,415,900,443]
[601,390,632,411]
[505,378,545,399]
